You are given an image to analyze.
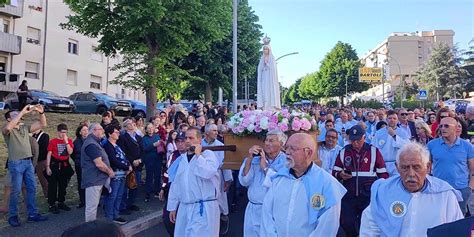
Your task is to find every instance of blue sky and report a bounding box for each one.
[247,0,473,87]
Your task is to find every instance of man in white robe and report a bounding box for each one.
[261,133,347,237]
[201,124,233,234]
[372,110,410,176]
[360,142,463,237]
[239,130,288,237]
[167,127,221,237]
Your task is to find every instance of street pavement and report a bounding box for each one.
[0,185,163,237]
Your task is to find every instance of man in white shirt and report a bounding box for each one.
[238,130,287,237]
[359,142,463,237]
[318,128,341,173]
[261,133,346,237]
[167,127,221,236]
[201,124,233,234]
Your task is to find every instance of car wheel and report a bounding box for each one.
[136,110,146,118]
[96,106,107,115]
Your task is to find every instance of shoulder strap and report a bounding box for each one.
[35,131,44,142]
[339,148,345,164]
[370,146,376,171]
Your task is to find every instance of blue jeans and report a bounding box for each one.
[8,159,38,218]
[120,186,138,210]
[105,178,126,220]
[458,187,471,215]
[144,155,162,195]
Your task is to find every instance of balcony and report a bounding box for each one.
[0,31,21,54]
[0,0,23,18]
[0,72,20,93]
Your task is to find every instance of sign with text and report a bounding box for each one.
[359,67,383,83]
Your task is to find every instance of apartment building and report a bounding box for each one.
[358,30,454,100]
[0,0,145,102]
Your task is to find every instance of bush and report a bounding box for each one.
[391,99,435,110]
[350,99,383,109]
[326,100,339,108]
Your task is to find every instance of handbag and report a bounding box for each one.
[126,170,138,190]
[156,140,166,154]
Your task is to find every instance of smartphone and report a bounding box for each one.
[189,146,196,152]
[344,169,352,175]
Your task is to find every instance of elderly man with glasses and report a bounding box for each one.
[260,133,346,237]
[318,128,341,173]
[398,108,417,141]
[427,116,474,215]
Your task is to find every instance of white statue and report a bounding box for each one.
[257,36,281,110]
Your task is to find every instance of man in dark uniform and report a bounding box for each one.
[332,125,389,237]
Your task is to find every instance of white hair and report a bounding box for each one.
[266,130,288,145]
[88,123,101,134]
[396,141,430,166]
[205,124,218,134]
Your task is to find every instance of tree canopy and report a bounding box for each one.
[62,0,231,117]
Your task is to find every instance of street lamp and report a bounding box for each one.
[276,52,299,62]
[371,53,402,107]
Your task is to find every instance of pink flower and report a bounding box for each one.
[254,125,262,133]
[242,110,252,118]
[278,122,289,132]
[281,109,290,118]
[270,115,278,124]
[268,122,278,131]
[237,125,245,133]
[300,118,312,131]
[241,118,250,127]
[291,118,302,131]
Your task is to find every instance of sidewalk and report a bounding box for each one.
[0,185,164,237]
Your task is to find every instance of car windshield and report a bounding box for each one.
[96,93,116,101]
[31,90,60,97]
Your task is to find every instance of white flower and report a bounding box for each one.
[249,115,256,124]
[260,117,269,130]
[281,118,289,124]
[247,123,255,132]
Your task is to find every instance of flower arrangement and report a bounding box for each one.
[227,109,317,136]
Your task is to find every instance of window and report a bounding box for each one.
[76,94,88,101]
[25,61,39,79]
[66,69,77,85]
[26,27,41,45]
[90,75,102,90]
[91,46,103,62]
[68,40,78,55]
[1,18,9,33]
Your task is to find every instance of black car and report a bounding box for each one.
[69,92,132,116]
[4,90,75,112]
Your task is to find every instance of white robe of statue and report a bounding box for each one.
[257,45,281,110]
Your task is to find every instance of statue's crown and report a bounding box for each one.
[263,35,271,45]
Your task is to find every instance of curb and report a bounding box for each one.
[122,209,163,237]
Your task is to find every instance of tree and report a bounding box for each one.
[318,42,369,105]
[283,78,303,104]
[0,0,8,6]
[180,0,262,104]
[62,0,231,118]
[462,39,474,94]
[298,72,323,101]
[415,43,469,100]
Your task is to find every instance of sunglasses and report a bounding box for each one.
[440,115,448,119]
[400,113,408,116]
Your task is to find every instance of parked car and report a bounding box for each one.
[122,99,146,118]
[69,92,132,116]
[4,90,75,112]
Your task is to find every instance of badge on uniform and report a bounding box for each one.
[363,157,368,163]
[390,201,407,217]
[379,140,386,146]
[311,194,325,210]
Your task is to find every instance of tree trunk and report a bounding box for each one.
[340,96,344,106]
[205,82,212,104]
[146,86,157,120]
[145,38,159,120]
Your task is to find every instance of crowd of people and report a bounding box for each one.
[1,100,474,237]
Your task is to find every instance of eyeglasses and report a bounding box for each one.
[325,135,338,140]
[283,145,309,153]
[400,113,408,116]
[439,124,452,129]
[440,115,448,119]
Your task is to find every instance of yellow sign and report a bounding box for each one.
[359,67,383,83]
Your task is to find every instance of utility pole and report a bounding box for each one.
[232,0,238,113]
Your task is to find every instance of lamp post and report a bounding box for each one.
[232,0,238,113]
[276,52,299,62]
[371,53,402,107]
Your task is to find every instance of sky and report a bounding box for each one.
[247,0,474,87]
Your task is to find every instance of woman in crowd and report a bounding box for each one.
[134,115,145,137]
[414,119,433,146]
[187,114,196,127]
[431,107,455,137]
[71,124,88,208]
[141,123,163,202]
[152,115,168,141]
[166,130,178,160]
[102,125,132,225]
[159,111,173,131]
[173,111,186,129]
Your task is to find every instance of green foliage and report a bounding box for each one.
[283,78,303,104]
[298,72,323,100]
[317,42,369,104]
[180,0,262,103]
[62,0,231,117]
[350,99,383,109]
[415,43,469,100]
[0,0,8,6]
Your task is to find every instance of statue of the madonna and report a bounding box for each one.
[257,36,281,110]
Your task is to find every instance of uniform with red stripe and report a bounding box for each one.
[332,125,389,237]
